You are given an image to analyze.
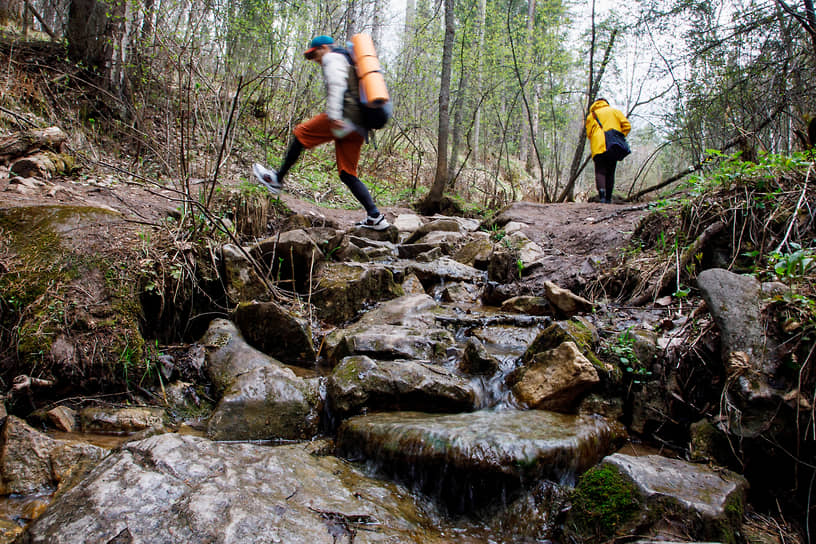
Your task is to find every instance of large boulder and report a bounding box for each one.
[337,409,622,511]
[452,235,494,269]
[232,301,316,365]
[327,355,475,420]
[510,341,600,411]
[402,257,486,286]
[0,416,106,495]
[568,453,748,543]
[199,318,276,395]
[313,262,403,324]
[18,433,463,544]
[207,366,322,441]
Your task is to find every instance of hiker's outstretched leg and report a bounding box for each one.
[277,137,304,184]
[340,170,379,217]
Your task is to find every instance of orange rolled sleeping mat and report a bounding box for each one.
[350,33,389,106]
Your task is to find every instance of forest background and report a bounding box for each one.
[0,0,814,213]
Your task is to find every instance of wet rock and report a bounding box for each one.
[313,262,403,324]
[401,273,426,295]
[337,409,621,511]
[452,235,494,269]
[404,257,486,287]
[458,337,501,375]
[199,318,276,395]
[542,280,593,317]
[79,406,165,434]
[232,300,316,364]
[325,323,456,365]
[510,341,600,411]
[501,295,551,316]
[440,281,481,304]
[568,453,747,543]
[207,366,321,441]
[327,355,475,419]
[253,229,324,292]
[19,433,458,544]
[470,324,541,359]
[357,294,439,327]
[697,268,785,437]
[221,243,268,303]
[0,416,106,495]
[405,218,462,244]
[46,406,76,432]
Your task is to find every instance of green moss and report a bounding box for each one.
[569,464,642,541]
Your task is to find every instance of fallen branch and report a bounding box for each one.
[630,221,725,306]
[12,374,55,391]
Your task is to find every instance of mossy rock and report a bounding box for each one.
[567,463,642,541]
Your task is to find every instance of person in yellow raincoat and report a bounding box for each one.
[585,98,631,203]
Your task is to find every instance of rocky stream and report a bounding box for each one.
[0,191,808,543]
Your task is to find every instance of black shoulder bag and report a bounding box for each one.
[593,111,631,161]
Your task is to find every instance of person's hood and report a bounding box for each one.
[589,99,609,113]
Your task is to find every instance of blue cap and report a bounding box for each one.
[304,36,334,58]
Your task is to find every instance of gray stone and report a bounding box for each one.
[440,281,481,304]
[253,229,324,292]
[453,236,494,269]
[19,433,458,544]
[405,218,463,244]
[603,454,747,541]
[327,355,475,419]
[47,406,76,432]
[394,213,424,232]
[401,273,426,295]
[337,410,622,511]
[313,262,403,323]
[403,257,486,286]
[199,318,276,395]
[232,300,316,364]
[326,323,455,365]
[221,244,268,303]
[207,366,321,441]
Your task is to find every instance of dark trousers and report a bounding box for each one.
[593,153,617,198]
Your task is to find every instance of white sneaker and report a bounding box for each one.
[355,213,390,231]
[252,163,282,194]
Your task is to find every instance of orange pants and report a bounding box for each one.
[293,113,363,177]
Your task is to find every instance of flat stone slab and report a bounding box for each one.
[604,453,747,522]
[337,409,620,511]
[20,434,461,543]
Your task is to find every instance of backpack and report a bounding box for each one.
[334,36,392,130]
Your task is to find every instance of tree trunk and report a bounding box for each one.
[472,0,487,160]
[66,0,129,93]
[421,0,455,214]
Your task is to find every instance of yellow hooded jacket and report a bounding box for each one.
[585,99,631,157]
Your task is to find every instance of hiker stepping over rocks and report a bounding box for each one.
[253,35,390,231]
